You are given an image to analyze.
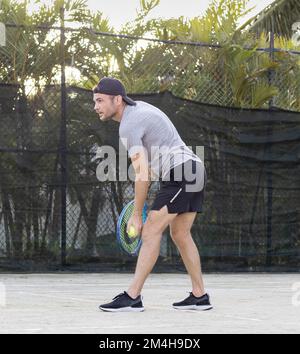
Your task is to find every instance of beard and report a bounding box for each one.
[99,111,115,121]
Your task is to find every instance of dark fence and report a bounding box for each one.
[0,22,300,271]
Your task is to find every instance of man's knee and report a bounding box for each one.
[170,229,191,247]
[141,223,162,243]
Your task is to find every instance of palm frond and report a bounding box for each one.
[239,0,300,39]
[252,84,279,108]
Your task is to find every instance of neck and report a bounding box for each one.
[112,102,127,123]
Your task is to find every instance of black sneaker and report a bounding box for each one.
[99,291,144,312]
[173,292,213,311]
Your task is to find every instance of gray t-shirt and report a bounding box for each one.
[119,101,203,181]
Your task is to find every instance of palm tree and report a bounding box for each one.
[238,0,300,111]
[0,0,108,259]
[240,0,300,39]
[0,0,162,261]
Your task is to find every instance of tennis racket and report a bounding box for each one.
[116,200,148,256]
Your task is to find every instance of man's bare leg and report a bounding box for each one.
[127,206,177,299]
[170,212,205,297]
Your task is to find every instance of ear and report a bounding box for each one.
[117,95,124,105]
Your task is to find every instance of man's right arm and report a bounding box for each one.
[126,151,150,235]
[131,151,150,216]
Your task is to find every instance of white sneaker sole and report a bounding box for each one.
[173,305,213,311]
[99,306,145,312]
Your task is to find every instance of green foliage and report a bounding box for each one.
[0,0,298,110]
[243,0,300,40]
[0,0,299,262]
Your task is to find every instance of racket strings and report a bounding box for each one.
[119,204,140,254]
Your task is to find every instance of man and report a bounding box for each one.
[93,77,212,312]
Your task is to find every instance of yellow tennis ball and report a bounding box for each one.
[127,225,137,238]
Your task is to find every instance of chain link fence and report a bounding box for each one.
[0,23,299,271]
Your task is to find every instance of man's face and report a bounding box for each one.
[93,93,118,121]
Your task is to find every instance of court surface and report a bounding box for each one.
[0,273,299,334]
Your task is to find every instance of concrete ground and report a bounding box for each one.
[0,273,299,334]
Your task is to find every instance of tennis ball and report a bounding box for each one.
[127,225,137,238]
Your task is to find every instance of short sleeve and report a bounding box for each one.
[120,126,145,158]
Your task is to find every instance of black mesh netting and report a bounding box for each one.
[0,84,299,271]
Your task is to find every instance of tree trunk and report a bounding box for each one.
[32,188,40,256]
[1,190,12,257]
[85,188,102,257]
[49,188,61,255]
[25,211,32,258]
[71,211,82,251]
[41,154,59,253]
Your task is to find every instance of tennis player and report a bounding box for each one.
[93,77,212,312]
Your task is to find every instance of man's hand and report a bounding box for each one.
[126,214,143,237]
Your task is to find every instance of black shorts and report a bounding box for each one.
[151,159,207,214]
